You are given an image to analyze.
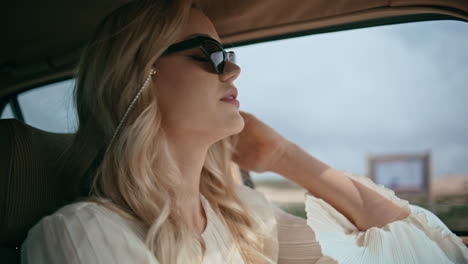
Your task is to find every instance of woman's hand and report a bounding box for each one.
[232,111,291,173]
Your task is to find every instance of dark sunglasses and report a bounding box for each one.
[162,35,236,74]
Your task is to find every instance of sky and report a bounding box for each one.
[230,20,468,180]
[3,20,467,180]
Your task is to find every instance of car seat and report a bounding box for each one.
[0,119,74,263]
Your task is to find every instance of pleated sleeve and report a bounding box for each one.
[273,204,336,264]
[303,169,468,264]
[21,202,159,264]
[236,184,334,263]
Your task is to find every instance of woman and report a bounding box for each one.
[21,0,468,263]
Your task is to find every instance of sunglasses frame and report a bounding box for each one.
[162,35,235,74]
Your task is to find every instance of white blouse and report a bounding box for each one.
[21,169,468,264]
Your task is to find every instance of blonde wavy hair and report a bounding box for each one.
[60,0,275,263]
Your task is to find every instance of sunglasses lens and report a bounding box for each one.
[210,51,224,70]
[203,40,226,73]
[227,51,236,64]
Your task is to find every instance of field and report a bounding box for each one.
[254,175,468,232]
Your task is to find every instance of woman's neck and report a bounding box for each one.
[165,137,210,235]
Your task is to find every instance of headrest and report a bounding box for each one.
[0,119,74,247]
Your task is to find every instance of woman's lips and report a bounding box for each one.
[220,97,240,108]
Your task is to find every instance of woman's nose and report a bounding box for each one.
[220,61,241,82]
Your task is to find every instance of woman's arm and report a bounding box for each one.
[232,111,410,231]
[270,141,410,231]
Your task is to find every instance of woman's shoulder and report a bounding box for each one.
[26,200,146,242]
[234,184,270,206]
[29,201,106,229]
[21,200,156,264]
[234,184,276,221]
[52,200,106,217]
[41,200,130,227]
[233,184,280,261]
[42,201,144,231]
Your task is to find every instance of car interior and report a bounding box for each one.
[1,0,468,263]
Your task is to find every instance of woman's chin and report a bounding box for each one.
[232,117,245,134]
[222,116,244,137]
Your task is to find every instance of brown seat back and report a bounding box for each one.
[0,119,74,262]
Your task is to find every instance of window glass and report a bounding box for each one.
[17,79,77,133]
[0,103,14,119]
[231,20,468,232]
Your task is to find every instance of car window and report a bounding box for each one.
[231,20,468,233]
[15,79,77,133]
[0,103,14,119]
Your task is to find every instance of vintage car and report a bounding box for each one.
[1,0,467,263]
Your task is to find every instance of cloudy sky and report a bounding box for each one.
[4,20,467,180]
